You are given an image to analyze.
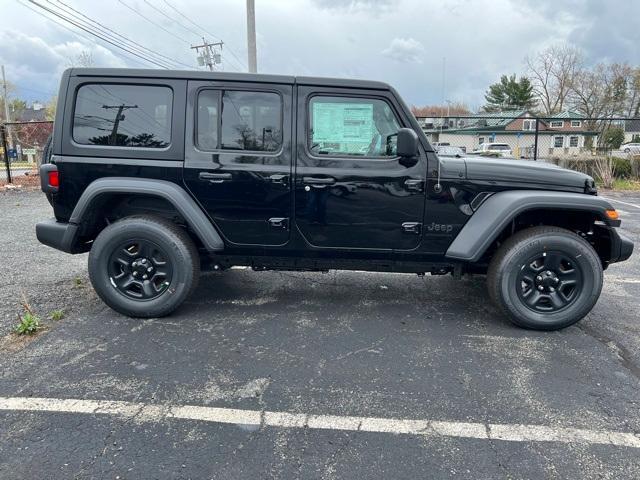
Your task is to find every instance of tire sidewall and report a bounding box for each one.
[498,233,602,329]
[89,219,195,317]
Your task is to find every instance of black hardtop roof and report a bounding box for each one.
[68,68,391,90]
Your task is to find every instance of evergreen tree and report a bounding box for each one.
[484,74,537,112]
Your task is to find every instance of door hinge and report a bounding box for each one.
[402,222,422,234]
[268,217,289,229]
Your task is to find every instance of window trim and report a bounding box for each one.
[194,86,285,156]
[554,136,564,148]
[71,82,175,151]
[305,93,404,161]
[550,120,564,128]
[569,135,580,147]
[522,119,535,131]
[570,120,582,128]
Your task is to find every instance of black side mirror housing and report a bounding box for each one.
[397,128,419,157]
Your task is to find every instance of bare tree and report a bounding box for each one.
[66,50,94,68]
[526,44,582,114]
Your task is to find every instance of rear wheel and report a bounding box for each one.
[88,215,199,317]
[487,226,603,330]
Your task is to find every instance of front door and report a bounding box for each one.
[294,87,426,250]
[183,81,293,246]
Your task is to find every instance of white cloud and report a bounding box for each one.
[381,37,424,63]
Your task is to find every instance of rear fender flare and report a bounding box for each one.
[70,177,224,251]
[445,190,617,262]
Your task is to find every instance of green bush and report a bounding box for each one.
[612,157,632,179]
[602,127,625,150]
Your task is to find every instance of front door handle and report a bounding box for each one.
[303,176,336,186]
[402,222,422,234]
[404,179,424,191]
[199,172,232,183]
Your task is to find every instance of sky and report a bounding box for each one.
[1,0,639,110]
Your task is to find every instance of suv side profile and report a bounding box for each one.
[37,68,633,330]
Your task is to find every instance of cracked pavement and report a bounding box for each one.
[0,189,639,479]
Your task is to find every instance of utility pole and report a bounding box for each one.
[1,65,13,150]
[191,38,223,71]
[102,104,138,145]
[246,0,257,73]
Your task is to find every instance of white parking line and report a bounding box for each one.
[1,396,639,449]
[601,196,640,210]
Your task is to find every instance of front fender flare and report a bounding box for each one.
[70,177,224,251]
[445,190,616,262]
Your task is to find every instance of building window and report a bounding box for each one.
[73,84,172,148]
[523,119,535,131]
[309,96,401,157]
[478,137,485,145]
[571,120,582,128]
[550,120,564,128]
[554,136,564,148]
[569,136,579,147]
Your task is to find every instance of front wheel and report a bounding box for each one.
[88,215,200,318]
[487,226,603,330]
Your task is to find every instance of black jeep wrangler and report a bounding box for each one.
[37,68,633,330]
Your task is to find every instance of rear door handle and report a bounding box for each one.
[199,172,232,183]
[269,173,288,184]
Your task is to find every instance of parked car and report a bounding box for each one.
[475,142,513,157]
[36,68,633,330]
[621,142,640,154]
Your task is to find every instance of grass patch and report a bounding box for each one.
[14,297,41,336]
[599,179,640,190]
[49,310,65,321]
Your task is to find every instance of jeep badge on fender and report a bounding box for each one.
[36,68,634,330]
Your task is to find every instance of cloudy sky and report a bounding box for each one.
[1,0,639,109]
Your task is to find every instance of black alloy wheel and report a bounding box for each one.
[107,238,174,301]
[516,251,583,313]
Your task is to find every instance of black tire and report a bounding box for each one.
[487,226,603,330]
[88,215,200,318]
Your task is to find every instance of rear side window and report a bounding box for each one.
[73,84,172,148]
[196,89,282,152]
[309,96,400,157]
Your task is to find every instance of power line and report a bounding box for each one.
[25,0,172,68]
[117,0,191,46]
[52,0,195,69]
[16,0,153,69]
[162,0,247,71]
[141,0,202,39]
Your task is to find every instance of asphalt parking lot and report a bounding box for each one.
[0,189,639,479]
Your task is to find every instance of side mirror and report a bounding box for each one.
[396,128,419,157]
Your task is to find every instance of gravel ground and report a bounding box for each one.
[0,189,638,479]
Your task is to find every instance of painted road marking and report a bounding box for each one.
[602,196,640,210]
[1,396,639,449]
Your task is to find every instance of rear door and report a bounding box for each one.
[183,81,293,246]
[294,86,427,250]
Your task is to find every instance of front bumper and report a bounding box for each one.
[610,228,634,263]
[36,219,79,253]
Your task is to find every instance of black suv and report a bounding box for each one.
[37,68,633,330]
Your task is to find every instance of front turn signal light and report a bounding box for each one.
[605,209,619,220]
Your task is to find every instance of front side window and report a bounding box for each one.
[571,120,582,127]
[569,136,579,147]
[550,120,564,128]
[309,96,401,157]
[554,136,564,148]
[74,84,172,148]
[523,119,535,131]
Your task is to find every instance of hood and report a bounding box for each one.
[462,157,595,192]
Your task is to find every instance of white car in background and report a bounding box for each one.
[621,142,640,154]
[475,142,513,157]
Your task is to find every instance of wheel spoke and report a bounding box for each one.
[548,291,566,309]
[141,280,156,298]
[544,252,562,270]
[524,290,543,307]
